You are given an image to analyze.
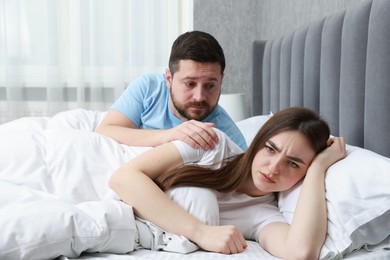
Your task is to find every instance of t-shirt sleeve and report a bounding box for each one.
[252,204,287,242]
[225,123,248,151]
[172,128,243,169]
[111,75,147,127]
[212,106,248,151]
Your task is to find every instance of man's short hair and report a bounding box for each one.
[168,31,225,75]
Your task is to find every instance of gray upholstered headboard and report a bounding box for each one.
[252,0,390,157]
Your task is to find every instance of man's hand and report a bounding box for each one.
[165,120,219,150]
[96,110,220,148]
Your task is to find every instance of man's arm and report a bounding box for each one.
[95,109,219,149]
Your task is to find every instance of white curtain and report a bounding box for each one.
[0,0,193,123]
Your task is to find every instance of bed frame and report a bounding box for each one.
[252,0,390,157]
[2,1,389,260]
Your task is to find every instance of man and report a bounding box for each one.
[95,31,247,151]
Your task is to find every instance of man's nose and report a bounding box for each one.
[192,86,206,101]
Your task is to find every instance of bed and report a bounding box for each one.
[1,0,389,259]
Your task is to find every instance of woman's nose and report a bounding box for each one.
[268,158,282,174]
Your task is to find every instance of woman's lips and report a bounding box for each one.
[260,172,275,183]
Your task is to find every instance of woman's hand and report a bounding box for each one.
[312,136,346,172]
[193,224,247,254]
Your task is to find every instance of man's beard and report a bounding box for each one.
[170,92,215,121]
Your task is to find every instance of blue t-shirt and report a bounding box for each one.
[112,72,247,150]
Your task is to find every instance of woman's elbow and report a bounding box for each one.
[108,170,123,193]
[289,246,321,260]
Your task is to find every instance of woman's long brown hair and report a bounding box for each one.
[156,107,330,192]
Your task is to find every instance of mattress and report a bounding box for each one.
[61,241,390,260]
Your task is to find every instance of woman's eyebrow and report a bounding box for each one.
[267,140,306,165]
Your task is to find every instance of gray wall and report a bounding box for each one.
[194,0,362,117]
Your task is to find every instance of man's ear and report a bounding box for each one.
[165,68,172,89]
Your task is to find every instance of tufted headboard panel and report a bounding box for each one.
[252,0,390,157]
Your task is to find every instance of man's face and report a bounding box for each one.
[166,60,223,121]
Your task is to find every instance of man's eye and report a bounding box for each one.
[184,81,196,87]
[187,82,196,87]
[205,84,215,90]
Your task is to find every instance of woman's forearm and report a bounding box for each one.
[109,168,203,240]
[110,167,247,254]
[287,164,328,258]
[108,138,248,254]
[286,137,346,258]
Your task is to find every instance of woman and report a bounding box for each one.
[109,107,346,259]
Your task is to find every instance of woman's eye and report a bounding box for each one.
[265,145,275,153]
[288,161,299,169]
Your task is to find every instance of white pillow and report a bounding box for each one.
[47,108,106,131]
[236,114,272,146]
[278,144,390,259]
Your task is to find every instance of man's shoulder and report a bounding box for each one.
[206,106,234,124]
[207,107,248,151]
[139,72,165,82]
[134,72,167,91]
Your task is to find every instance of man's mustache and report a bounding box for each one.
[187,101,209,107]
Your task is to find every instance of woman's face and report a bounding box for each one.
[249,130,316,195]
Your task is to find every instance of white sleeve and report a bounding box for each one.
[172,128,243,169]
[252,204,287,242]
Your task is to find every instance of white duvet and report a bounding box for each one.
[0,109,150,260]
[2,109,390,260]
